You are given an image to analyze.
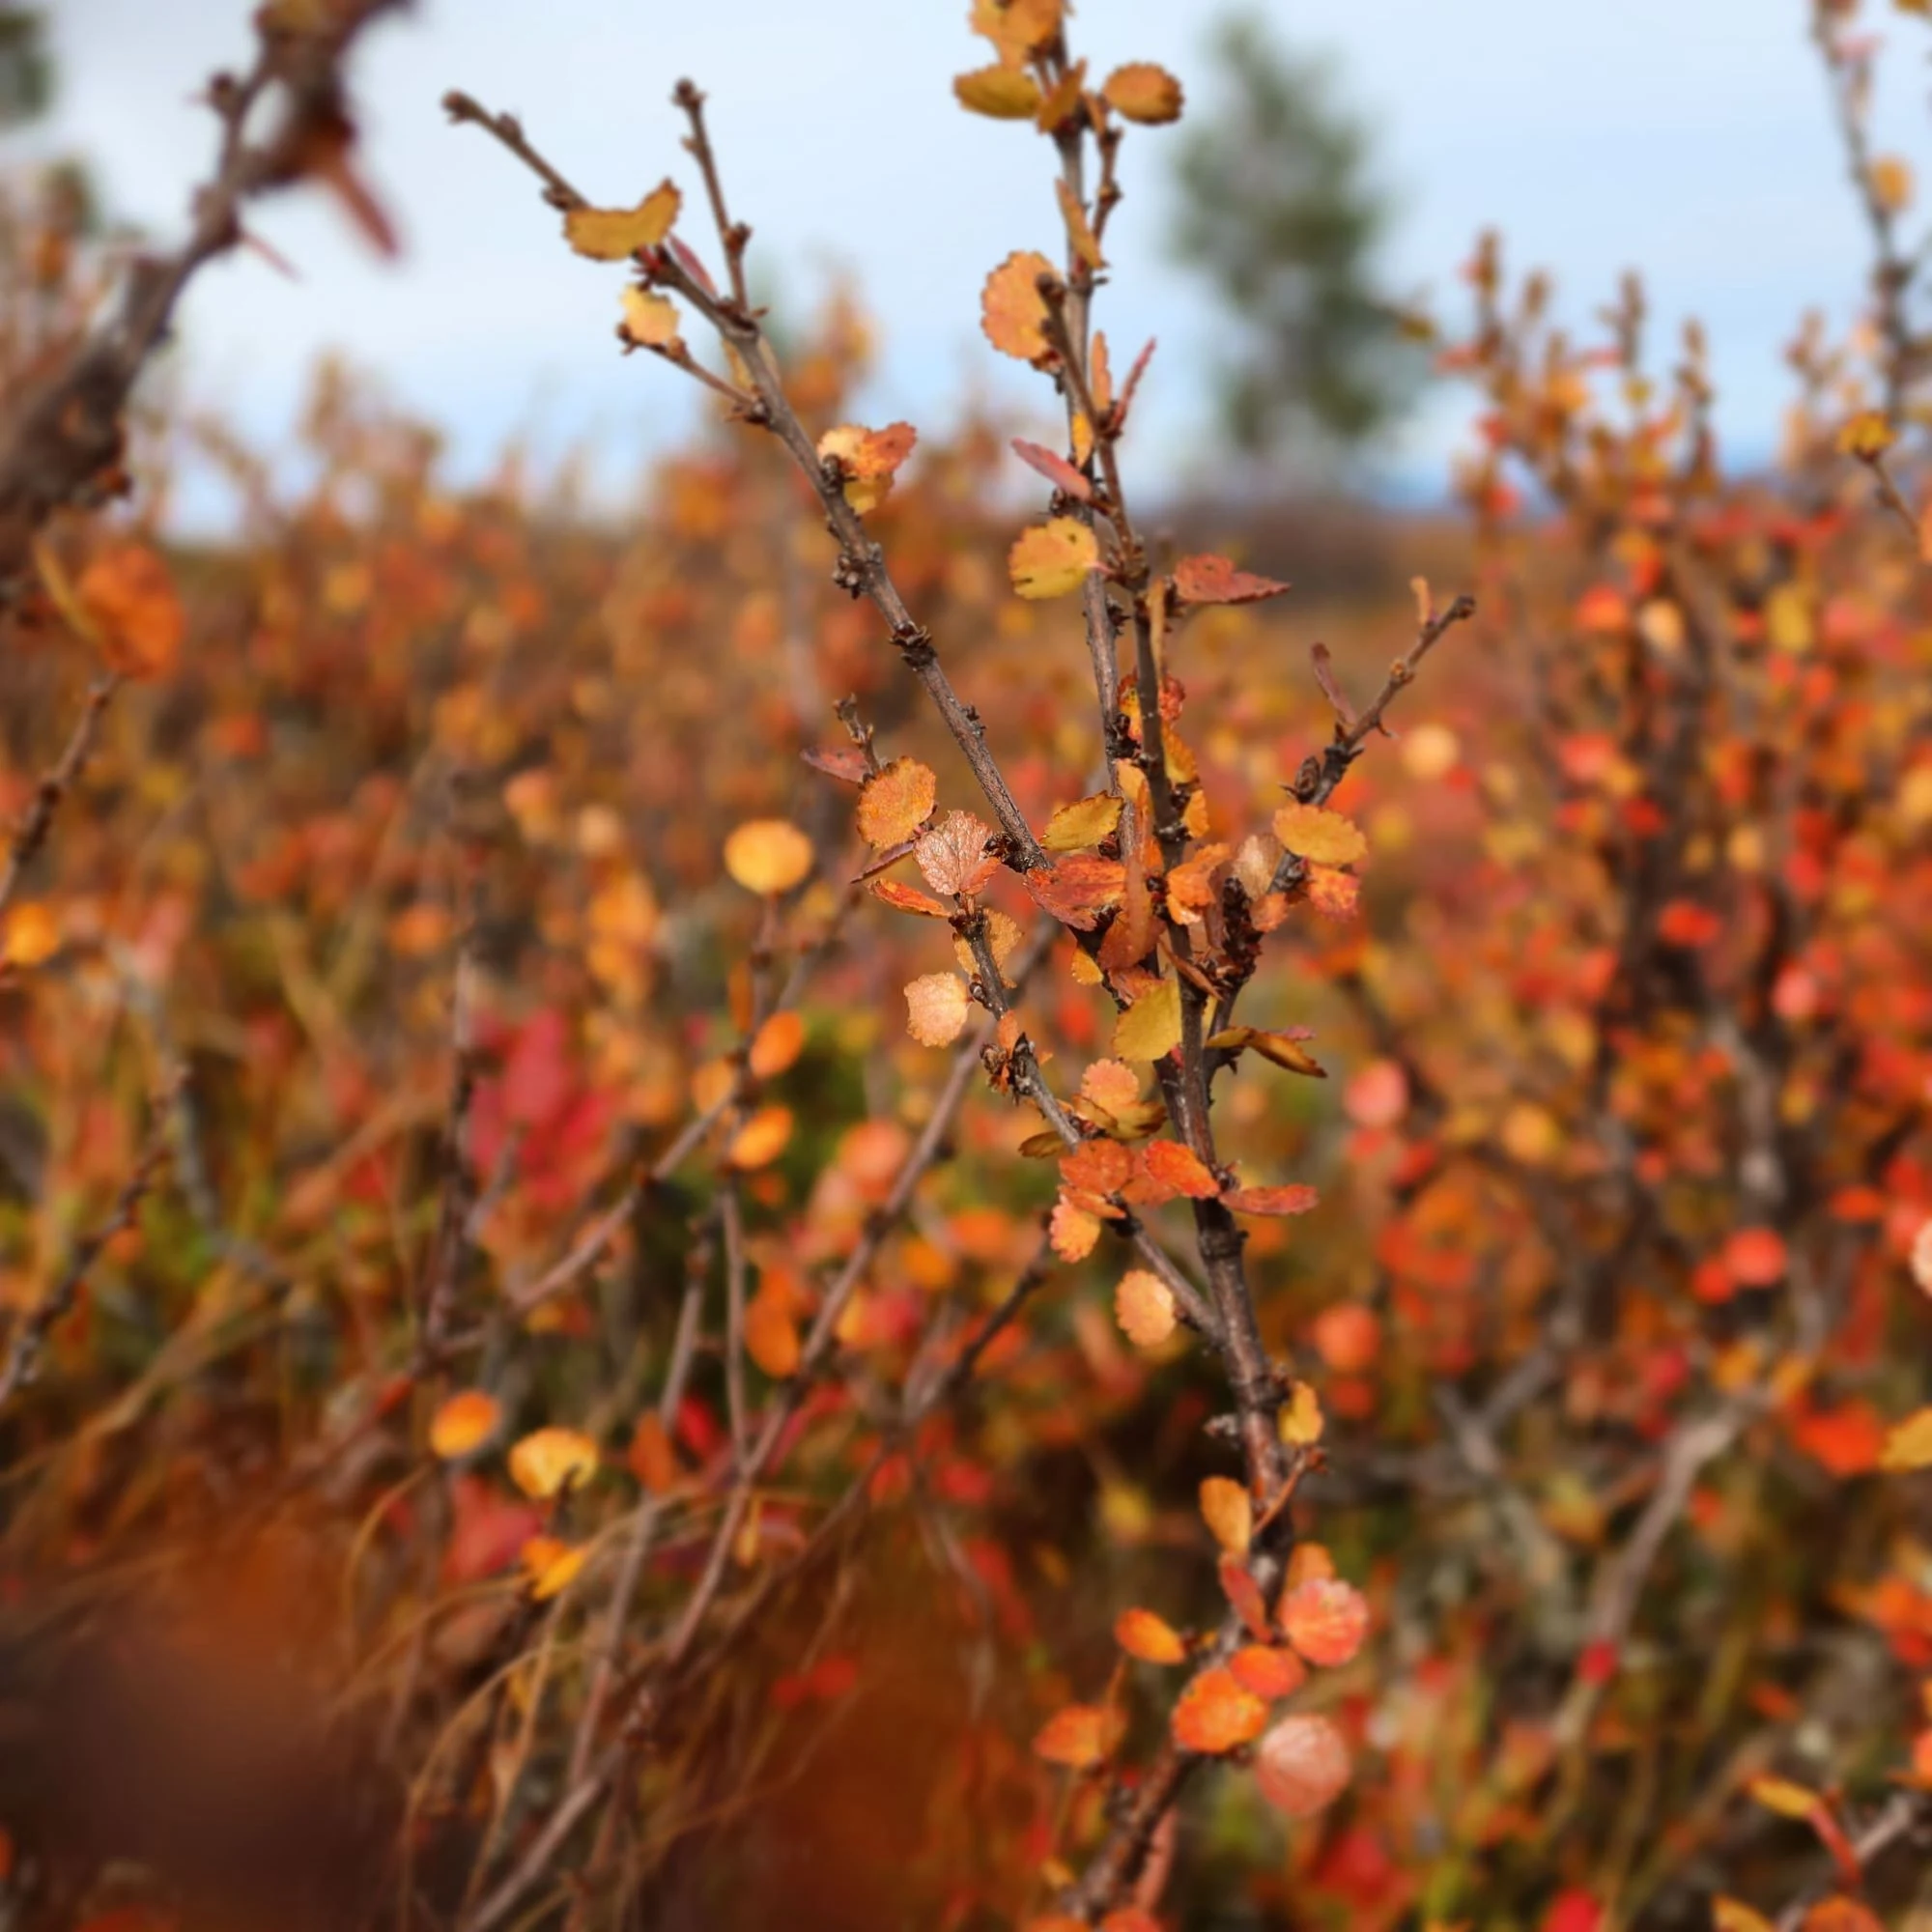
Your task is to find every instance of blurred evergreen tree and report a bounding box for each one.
[1169,12,1423,473]
[0,6,51,129]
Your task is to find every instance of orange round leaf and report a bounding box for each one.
[1171,1665,1267,1754]
[429,1388,502,1461]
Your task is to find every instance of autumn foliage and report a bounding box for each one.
[1,2,1931,1929]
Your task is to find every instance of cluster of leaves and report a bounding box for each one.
[0,2,1928,1930]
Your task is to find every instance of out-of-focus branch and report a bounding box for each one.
[0,0,404,593]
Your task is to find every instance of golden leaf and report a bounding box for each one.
[564,181,680,260]
[724,818,813,895]
[1042,790,1124,852]
[1112,977,1180,1063]
[1009,516,1100,599]
[508,1427,599,1500]
[1881,1406,1932,1471]
[619,286,681,350]
[1103,62,1183,125]
[953,63,1042,118]
[1273,801,1368,867]
[1199,1475,1253,1553]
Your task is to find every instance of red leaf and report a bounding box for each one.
[1011,438,1094,502]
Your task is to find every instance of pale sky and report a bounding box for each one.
[31,1,1928,513]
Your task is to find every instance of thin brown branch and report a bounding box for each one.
[0,671,118,921]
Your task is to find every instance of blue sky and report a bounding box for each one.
[34,0,1929,513]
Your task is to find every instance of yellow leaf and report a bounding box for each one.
[724,818,813,895]
[619,286,681,350]
[726,1104,793,1170]
[1278,1380,1325,1446]
[508,1427,599,1500]
[953,63,1042,117]
[1112,976,1180,1063]
[1714,1901,1776,1932]
[1838,410,1896,459]
[905,972,971,1047]
[856,756,938,848]
[430,1389,502,1460]
[1273,801,1368,867]
[1103,62,1183,125]
[564,181,680,260]
[1199,1475,1253,1553]
[1871,155,1914,213]
[1881,1406,1932,1471]
[1765,583,1814,654]
[970,0,1064,65]
[1042,790,1123,852]
[1009,517,1099,599]
[1056,176,1103,271]
[1747,1775,1818,1820]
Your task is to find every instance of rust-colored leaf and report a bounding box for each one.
[1173,554,1291,606]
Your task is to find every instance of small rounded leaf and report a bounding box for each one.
[430,1389,502,1461]
[508,1427,599,1500]
[1255,1713,1352,1817]
[1199,1475,1253,1554]
[726,1104,794,1170]
[857,757,938,848]
[981,249,1061,362]
[1280,1576,1370,1667]
[954,63,1043,117]
[906,972,972,1047]
[1171,1665,1268,1754]
[1272,802,1368,867]
[1103,62,1183,125]
[724,819,813,895]
[1009,517,1100,599]
[1115,1605,1188,1663]
[1115,1268,1177,1349]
